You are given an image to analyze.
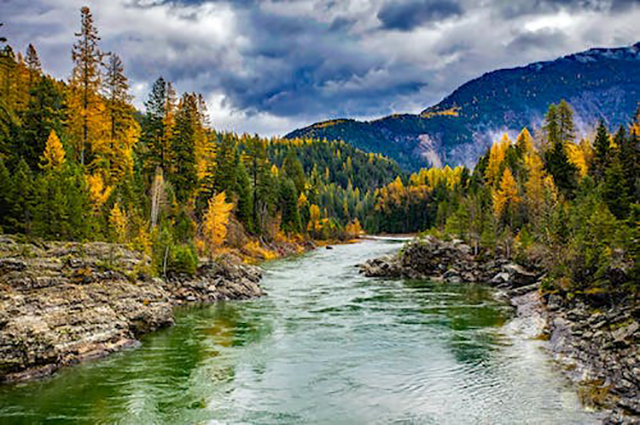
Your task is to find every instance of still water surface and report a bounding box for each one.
[0,240,599,424]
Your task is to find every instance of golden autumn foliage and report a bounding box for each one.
[109,202,128,243]
[40,129,65,170]
[516,127,533,155]
[566,138,592,177]
[203,192,234,255]
[242,240,279,261]
[87,173,113,211]
[297,192,308,209]
[492,168,520,218]
[345,218,363,238]
[486,134,510,186]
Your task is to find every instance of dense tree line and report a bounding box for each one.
[0,8,399,274]
[374,100,639,299]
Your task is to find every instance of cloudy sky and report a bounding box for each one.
[2,0,639,136]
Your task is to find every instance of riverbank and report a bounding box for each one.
[359,236,639,424]
[0,235,263,383]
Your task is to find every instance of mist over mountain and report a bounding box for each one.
[286,43,640,170]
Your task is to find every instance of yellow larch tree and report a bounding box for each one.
[202,192,234,258]
[87,173,113,212]
[109,202,128,243]
[297,192,308,209]
[516,127,533,156]
[493,168,520,221]
[486,134,510,185]
[40,129,65,170]
[308,204,322,236]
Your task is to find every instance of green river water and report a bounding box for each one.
[0,239,600,424]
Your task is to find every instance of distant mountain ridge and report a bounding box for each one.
[286,42,640,170]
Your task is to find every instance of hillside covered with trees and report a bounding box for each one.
[373,100,639,300]
[0,8,401,274]
[287,43,640,170]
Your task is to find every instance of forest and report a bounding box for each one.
[0,7,638,300]
[0,8,400,275]
[375,100,639,299]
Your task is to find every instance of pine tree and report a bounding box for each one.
[545,138,578,198]
[103,53,131,139]
[245,136,273,233]
[213,133,238,195]
[69,6,103,165]
[171,93,198,201]
[279,177,301,233]
[0,159,11,231]
[234,153,253,232]
[614,125,638,203]
[18,76,65,169]
[591,120,610,181]
[25,43,41,87]
[7,159,35,234]
[557,99,575,143]
[602,152,631,219]
[141,77,168,173]
[544,104,560,145]
[40,129,65,170]
[283,150,306,194]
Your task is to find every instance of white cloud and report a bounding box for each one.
[3,0,639,136]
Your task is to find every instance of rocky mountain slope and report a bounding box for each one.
[286,43,640,170]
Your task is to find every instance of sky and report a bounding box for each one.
[2,0,639,136]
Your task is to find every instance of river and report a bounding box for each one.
[0,239,600,424]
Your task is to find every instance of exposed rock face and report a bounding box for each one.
[360,236,639,424]
[544,295,639,424]
[0,236,262,383]
[359,236,542,286]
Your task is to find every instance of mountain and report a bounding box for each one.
[285,43,640,170]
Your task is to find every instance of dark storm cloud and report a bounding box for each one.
[3,0,639,135]
[377,0,463,30]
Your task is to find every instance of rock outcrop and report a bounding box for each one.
[0,236,262,383]
[544,295,639,424]
[359,236,542,286]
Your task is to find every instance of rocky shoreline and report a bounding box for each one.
[359,236,639,424]
[0,236,263,383]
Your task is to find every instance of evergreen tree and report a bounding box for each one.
[0,159,10,231]
[170,93,198,201]
[6,159,35,234]
[557,99,575,143]
[213,134,238,195]
[279,177,301,233]
[615,125,639,203]
[545,141,578,198]
[283,150,305,194]
[601,152,631,219]
[69,6,103,165]
[141,77,168,173]
[25,43,41,87]
[544,104,560,145]
[103,53,131,139]
[17,76,65,169]
[591,120,610,181]
[234,152,253,232]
